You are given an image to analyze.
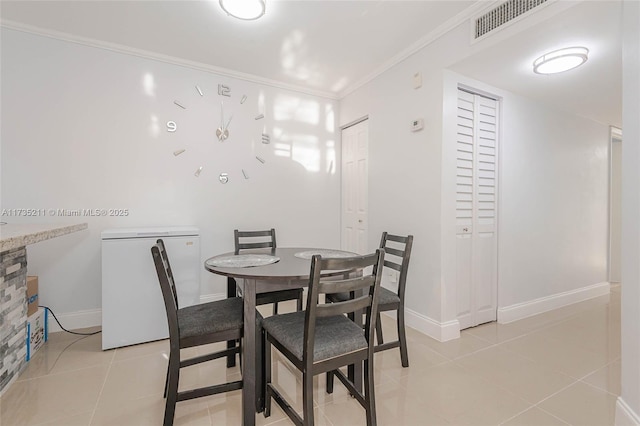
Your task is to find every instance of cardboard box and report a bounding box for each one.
[26,307,48,361]
[26,276,38,317]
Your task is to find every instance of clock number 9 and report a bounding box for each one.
[167,121,177,132]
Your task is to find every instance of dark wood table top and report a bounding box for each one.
[204,247,358,280]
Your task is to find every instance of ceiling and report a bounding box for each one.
[450,0,622,128]
[0,0,474,96]
[0,0,622,126]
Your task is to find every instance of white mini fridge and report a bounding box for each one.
[101,226,200,350]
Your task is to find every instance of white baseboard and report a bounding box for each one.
[45,293,226,334]
[46,308,102,333]
[199,293,226,304]
[211,293,459,342]
[497,282,611,324]
[403,307,460,342]
[215,291,459,343]
[616,397,640,425]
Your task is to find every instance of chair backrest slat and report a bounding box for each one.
[384,246,405,258]
[317,275,375,295]
[383,260,402,272]
[379,232,413,300]
[234,228,276,254]
[316,295,372,318]
[385,233,410,244]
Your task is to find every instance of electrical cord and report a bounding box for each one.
[43,334,93,374]
[39,305,102,336]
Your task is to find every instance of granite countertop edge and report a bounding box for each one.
[0,223,88,252]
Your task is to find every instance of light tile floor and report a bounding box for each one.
[0,285,620,425]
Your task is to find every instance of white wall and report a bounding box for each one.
[497,91,609,307]
[342,19,610,337]
[616,0,640,424]
[0,29,340,324]
[339,37,458,332]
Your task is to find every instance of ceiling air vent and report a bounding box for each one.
[475,0,548,39]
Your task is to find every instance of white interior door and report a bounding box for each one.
[610,127,622,283]
[341,119,368,254]
[456,89,499,329]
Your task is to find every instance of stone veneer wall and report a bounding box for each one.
[0,246,27,394]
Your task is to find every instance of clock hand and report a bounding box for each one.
[219,115,232,141]
[216,101,229,141]
[220,101,225,130]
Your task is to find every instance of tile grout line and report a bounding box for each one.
[316,403,336,426]
[88,347,116,426]
[448,295,619,425]
[534,405,573,425]
[578,378,621,398]
[499,404,570,426]
[577,358,622,399]
[531,377,582,409]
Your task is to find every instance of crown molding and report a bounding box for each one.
[1,0,562,102]
[0,19,340,101]
[338,1,495,99]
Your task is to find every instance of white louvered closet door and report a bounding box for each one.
[455,89,499,329]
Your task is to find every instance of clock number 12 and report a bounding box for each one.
[218,84,231,97]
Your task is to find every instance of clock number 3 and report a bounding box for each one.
[218,84,231,97]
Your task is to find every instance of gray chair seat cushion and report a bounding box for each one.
[329,286,400,306]
[263,311,367,362]
[178,297,244,340]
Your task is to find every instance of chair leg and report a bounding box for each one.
[256,325,265,413]
[296,290,303,311]
[303,370,314,425]
[375,313,384,345]
[397,307,409,368]
[364,358,377,426]
[163,364,170,398]
[163,352,180,426]
[227,278,238,368]
[326,371,334,394]
[263,337,272,418]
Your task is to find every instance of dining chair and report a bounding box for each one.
[228,228,304,315]
[326,232,413,367]
[263,249,385,426]
[152,239,261,426]
[226,229,304,368]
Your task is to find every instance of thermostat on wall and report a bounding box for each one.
[411,118,424,132]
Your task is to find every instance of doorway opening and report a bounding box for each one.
[609,126,622,283]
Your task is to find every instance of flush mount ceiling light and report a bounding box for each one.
[219,0,266,20]
[533,47,589,75]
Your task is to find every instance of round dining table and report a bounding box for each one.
[204,247,359,426]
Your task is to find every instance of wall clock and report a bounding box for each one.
[165,83,270,184]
